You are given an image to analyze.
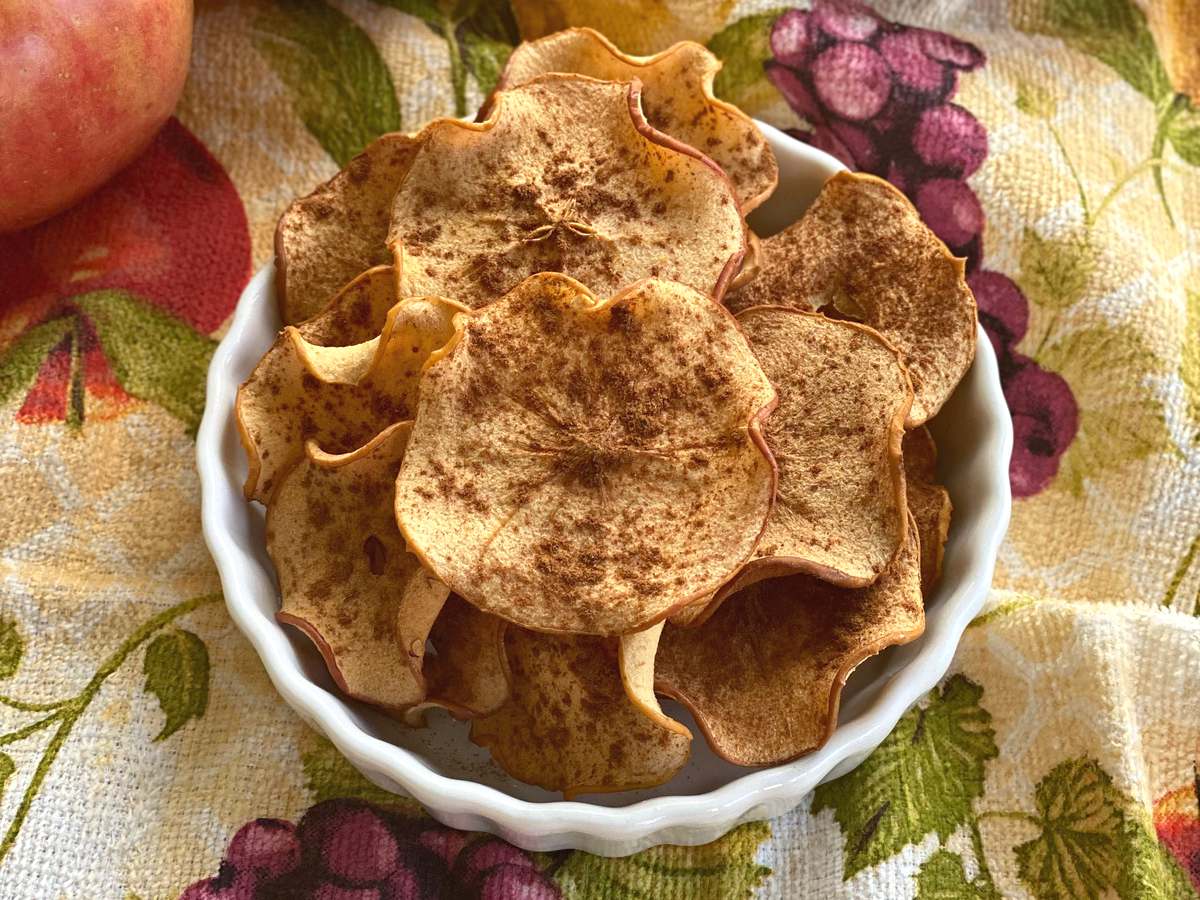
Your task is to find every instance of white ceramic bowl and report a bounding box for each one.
[197,122,1012,856]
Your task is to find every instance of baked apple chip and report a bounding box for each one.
[268,423,449,711]
[388,75,746,309]
[729,172,976,426]
[656,516,925,766]
[904,426,952,592]
[237,295,465,502]
[732,307,911,590]
[493,28,778,212]
[403,594,510,725]
[395,274,777,636]
[276,133,420,325]
[470,625,691,796]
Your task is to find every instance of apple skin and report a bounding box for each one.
[0,0,194,233]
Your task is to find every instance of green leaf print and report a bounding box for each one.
[915,849,999,900]
[301,733,425,813]
[0,316,73,410]
[1038,324,1174,494]
[1183,289,1200,442]
[812,675,998,880]
[0,617,22,681]
[553,821,771,900]
[1015,80,1058,120]
[1116,815,1200,900]
[1167,102,1200,166]
[73,291,217,435]
[1012,0,1171,103]
[1019,228,1093,311]
[1014,757,1126,900]
[142,629,210,742]
[253,0,402,166]
[707,11,788,109]
[0,754,13,803]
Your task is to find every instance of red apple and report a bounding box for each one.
[0,0,193,232]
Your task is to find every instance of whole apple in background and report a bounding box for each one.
[0,0,193,233]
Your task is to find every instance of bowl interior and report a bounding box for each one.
[201,124,1011,824]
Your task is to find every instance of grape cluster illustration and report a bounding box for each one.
[767,0,1078,496]
[180,800,561,899]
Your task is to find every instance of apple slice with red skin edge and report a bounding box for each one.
[394,273,778,637]
[489,27,778,212]
[469,625,690,797]
[656,514,925,767]
[727,171,977,427]
[403,594,511,725]
[388,74,746,311]
[904,426,952,593]
[275,133,422,325]
[268,423,449,712]
[237,293,466,502]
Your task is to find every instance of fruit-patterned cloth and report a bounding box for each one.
[0,1,1198,896]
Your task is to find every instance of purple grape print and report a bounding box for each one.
[765,0,1080,498]
[179,801,561,899]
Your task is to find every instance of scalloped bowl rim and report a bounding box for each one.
[197,121,1012,855]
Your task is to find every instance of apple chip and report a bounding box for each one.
[395,274,777,635]
[493,28,778,212]
[237,295,465,502]
[734,307,909,589]
[904,426,952,592]
[296,265,402,346]
[403,594,510,725]
[276,133,420,325]
[269,424,449,711]
[470,626,690,796]
[387,75,746,310]
[728,172,976,425]
[656,517,925,766]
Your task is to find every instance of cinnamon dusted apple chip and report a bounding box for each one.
[276,133,420,325]
[904,426,952,592]
[296,266,402,346]
[268,423,449,711]
[395,274,777,636]
[728,172,976,425]
[470,625,690,796]
[403,594,510,725]
[388,75,746,309]
[237,295,466,502]
[656,516,925,766]
[493,28,778,212]
[723,307,909,595]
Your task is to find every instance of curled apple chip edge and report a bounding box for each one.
[275,133,421,325]
[469,624,691,797]
[387,73,747,311]
[394,272,778,637]
[490,27,778,213]
[236,292,468,503]
[656,513,925,767]
[669,307,911,628]
[904,426,952,593]
[728,171,977,427]
[402,593,511,726]
[268,422,450,712]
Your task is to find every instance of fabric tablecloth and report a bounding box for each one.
[1,0,1198,896]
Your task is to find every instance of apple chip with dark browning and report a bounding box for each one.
[492,28,778,212]
[237,295,466,502]
[403,594,510,725]
[388,75,746,309]
[394,274,777,636]
[904,426,952,593]
[469,625,691,796]
[656,516,925,767]
[276,133,420,325]
[268,423,449,711]
[728,172,976,426]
